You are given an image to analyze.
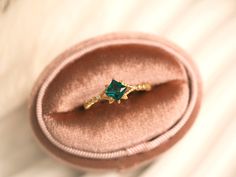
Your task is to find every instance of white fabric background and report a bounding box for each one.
[0,0,236,176]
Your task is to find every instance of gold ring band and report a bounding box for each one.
[83,79,152,110]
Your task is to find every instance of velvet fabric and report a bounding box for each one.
[29,33,202,171]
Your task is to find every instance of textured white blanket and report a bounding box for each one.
[1,0,236,177]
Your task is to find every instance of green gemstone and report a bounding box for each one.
[105,79,127,100]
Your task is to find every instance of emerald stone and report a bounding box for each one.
[105,79,127,100]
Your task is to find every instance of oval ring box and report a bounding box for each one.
[29,33,202,171]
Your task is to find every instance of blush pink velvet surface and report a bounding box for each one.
[30,33,202,171]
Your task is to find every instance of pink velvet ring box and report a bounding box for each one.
[29,33,202,171]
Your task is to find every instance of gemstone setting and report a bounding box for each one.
[105,79,127,100]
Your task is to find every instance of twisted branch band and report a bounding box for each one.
[83,79,152,110]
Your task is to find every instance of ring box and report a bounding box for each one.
[29,33,202,171]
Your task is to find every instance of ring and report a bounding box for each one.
[83,79,152,109]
